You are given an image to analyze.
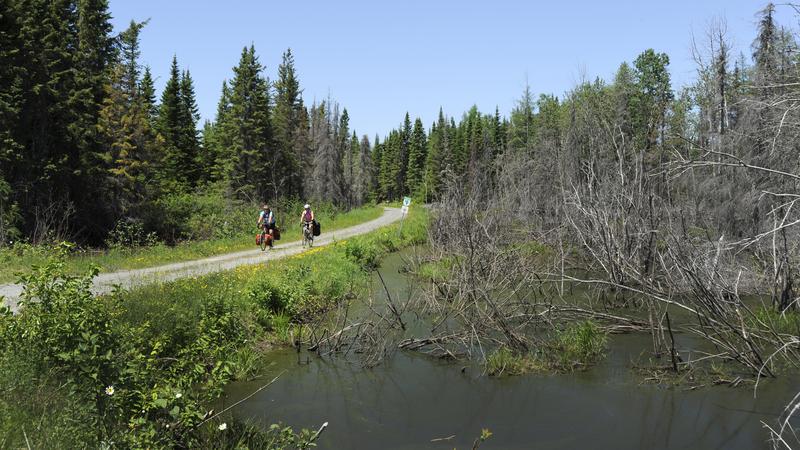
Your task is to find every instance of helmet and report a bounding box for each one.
[304,204,310,209]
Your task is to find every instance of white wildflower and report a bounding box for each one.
[175,392,182,399]
[105,385,115,396]
[218,423,227,431]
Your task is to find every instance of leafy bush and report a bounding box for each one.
[0,255,261,448]
[344,239,380,269]
[105,219,159,248]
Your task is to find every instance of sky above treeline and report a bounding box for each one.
[108,0,790,139]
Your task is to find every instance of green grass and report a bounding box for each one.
[750,306,800,335]
[484,321,608,376]
[0,204,384,283]
[486,347,545,376]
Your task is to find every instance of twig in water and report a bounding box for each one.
[430,434,456,442]
[195,370,286,429]
[310,421,329,442]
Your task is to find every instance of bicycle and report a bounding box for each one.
[302,221,314,248]
[259,225,274,251]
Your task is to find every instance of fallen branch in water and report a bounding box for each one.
[310,421,329,442]
[430,434,456,442]
[308,322,368,351]
[195,370,286,429]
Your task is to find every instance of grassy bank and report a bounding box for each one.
[0,208,427,448]
[0,204,384,283]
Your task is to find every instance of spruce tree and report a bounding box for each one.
[156,55,185,187]
[406,117,427,197]
[97,20,157,219]
[399,112,412,194]
[179,69,200,185]
[272,48,304,197]
[371,135,383,199]
[226,45,272,200]
[338,109,352,205]
[139,66,157,122]
[353,135,374,206]
[509,84,536,153]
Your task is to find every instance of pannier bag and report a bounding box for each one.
[313,220,321,236]
[255,233,261,245]
[273,227,281,240]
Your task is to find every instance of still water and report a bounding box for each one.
[224,251,797,449]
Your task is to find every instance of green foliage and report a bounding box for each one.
[552,321,608,370]
[105,219,159,249]
[486,347,542,376]
[485,320,608,376]
[344,239,380,269]
[0,248,315,448]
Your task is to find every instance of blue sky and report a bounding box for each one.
[108,1,787,138]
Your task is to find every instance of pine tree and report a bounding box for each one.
[139,66,157,122]
[371,134,383,199]
[509,83,536,153]
[156,55,185,186]
[424,109,451,200]
[492,106,505,157]
[179,69,200,185]
[12,0,114,242]
[406,117,427,197]
[309,101,345,204]
[272,48,304,197]
[345,131,359,206]
[379,130,402,201]
[338,109,352,205]
[633,49,673,150]
[399,112,412,194]
[206,80,233,183]
[119,19,146,98]
[353,135,374,206]
[97,19,157,219]
[226,45,272,200]
[753,3,778,86]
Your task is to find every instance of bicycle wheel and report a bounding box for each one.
[260,231,267,251]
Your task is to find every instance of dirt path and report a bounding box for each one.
[1,207,404,311]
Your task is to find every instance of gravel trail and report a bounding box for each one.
[1,207,403,311]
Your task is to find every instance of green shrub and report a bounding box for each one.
[344,239,380,269]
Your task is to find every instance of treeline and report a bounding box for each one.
[1,0,791,250]
[0,0,378,246]
[381,3,797,243]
